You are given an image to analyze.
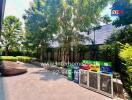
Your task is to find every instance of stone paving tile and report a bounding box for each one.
[0,63,122,100]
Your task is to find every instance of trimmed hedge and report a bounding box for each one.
[0,56,33,63]
[16,56,32,63]
[0,56,17,62]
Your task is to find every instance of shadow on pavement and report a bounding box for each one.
[23,63,41,68]
[32,70,65,81]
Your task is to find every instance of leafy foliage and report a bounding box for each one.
[24,0,111,61]
[106,26,132,44]
[24,0,62,61]
[0,56,33,63]
[119,44,132,61]
[119,43,132,93]
[16,56,33,63]
[102,15,111,24]
[99,45,115,59]
[24,0,60,47]
[0,56,17,61]
[2,16,22,55]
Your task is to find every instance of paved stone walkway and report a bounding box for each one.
[0,63,120,100]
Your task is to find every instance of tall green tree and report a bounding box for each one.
[24,0,60,61]
[56,0,111,62]
[2,16,22,55]
[24,0,111,62]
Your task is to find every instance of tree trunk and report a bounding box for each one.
[40,46,43,62]
[74,47,78,62]
[62,48,65,62]
[93,30,96,60]
[5,46,9,56]
[57,48,61,62]
[65,48,69,62]
[56,49,59,62]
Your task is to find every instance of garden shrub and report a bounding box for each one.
[99,44,115,60]
[0,56,33,63]
[0,56,17,62]
[119,43,132,94]
[16,56,32,63]
[98,44,121,72]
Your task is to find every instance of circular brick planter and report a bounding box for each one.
[0,61,27,76]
